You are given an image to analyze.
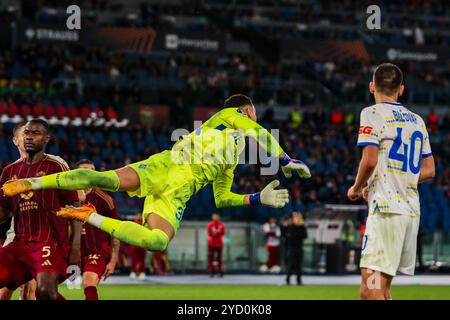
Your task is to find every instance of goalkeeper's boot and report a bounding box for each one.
[57,203,96,223]
[2,179,32,197]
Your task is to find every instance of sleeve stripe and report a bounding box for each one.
[357,142,379,147]
[214,124,226,131]
[95,189,116,210]
[422,152,433,158]
[45,157,70,172]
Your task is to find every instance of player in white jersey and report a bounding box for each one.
[347,63,435,300]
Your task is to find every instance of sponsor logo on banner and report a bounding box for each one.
[19,23,156,52]
[386,48,438,62]
[164,33,220,51]
[24,27,80,42]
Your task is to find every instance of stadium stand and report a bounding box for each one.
[0,1,448,228]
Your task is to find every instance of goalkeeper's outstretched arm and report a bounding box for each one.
[222,112,311,179]
[213,168,246,208]
[213,168,289,209]
[227,113,284,158]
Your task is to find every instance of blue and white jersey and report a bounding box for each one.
[357,102,432,216]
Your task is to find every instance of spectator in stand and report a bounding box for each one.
[207,213,226,277]
[261,100,274,126]
[289,106,302,129]
[330,108,344,126]
[427,109,439,132]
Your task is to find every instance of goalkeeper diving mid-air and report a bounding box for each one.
[2,94,311,252]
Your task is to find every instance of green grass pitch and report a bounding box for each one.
[14,284,450,300]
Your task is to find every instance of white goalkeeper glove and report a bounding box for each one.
[249,180,289,208]
[280,154,311,179]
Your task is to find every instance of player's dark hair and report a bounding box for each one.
[12,122,26,137]
[373,63,403,96]
[75,159,94,168]
[224,94,253,109]
[26,118,51,134]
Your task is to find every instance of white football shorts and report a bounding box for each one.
[360,209,420,276]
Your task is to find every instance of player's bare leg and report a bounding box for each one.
[0,287,14,300]
[83,272,100,300]
[2,165,141,196]
[114,166,141,192]
[360,268,393,300]
[19,279,36,300]
[384,276,393,300]
[146,213,175,241]
[35,272,60,300]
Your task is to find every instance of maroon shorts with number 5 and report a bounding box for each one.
[0,241,68,289]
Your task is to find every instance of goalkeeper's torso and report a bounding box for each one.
[171,108,245,184]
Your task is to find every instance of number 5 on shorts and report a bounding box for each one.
[42,246,51,258]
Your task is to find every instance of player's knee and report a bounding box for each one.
[83,272,99,288]
[360,286,382,300]
[152,236,169,252]
[360,279,372,300]
[143,229,169,252]
[36,285,58,300]
[360,286,371,300]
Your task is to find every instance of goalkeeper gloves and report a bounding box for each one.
[280,154,311,179]
[249,180,289,208]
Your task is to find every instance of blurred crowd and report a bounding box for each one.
[1,43,449,109]
[12,0,449,45]
[0,0,448,109]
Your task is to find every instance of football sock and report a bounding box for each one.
[88,213,169,251]
[30,169,120,192]
[84,286,98,300]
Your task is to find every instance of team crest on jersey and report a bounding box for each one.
[11,175,17,180]
[20,191,34,200]
[36,171,47,177]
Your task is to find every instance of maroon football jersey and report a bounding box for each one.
[81,189,119,258]
[0,154,79,253]
[208,221,226,247]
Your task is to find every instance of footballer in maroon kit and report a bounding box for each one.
[0,119,82,300]
[76,159,120,300]
[207,213,226,277]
